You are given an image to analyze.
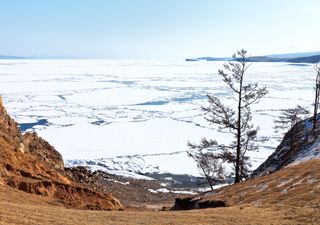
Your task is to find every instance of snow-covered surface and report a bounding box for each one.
[109,180,130,186]
[0,60,316,177]
[148,188,197,195]
[291,136,320,164]
[65,156,159,180]
[197,183,230,193]
[290,115,320,165]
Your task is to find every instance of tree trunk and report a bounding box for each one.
[313,71,320,130]
[200,165,214,190]
[235,73,243,184]
[313,86,318,130]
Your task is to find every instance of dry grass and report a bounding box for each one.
[1,185,320,225]
[202,159,320,209]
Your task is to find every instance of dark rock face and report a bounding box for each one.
[198,200,227,209]
[171,197,198,210]
[171,197,227,210]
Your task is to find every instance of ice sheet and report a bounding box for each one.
[0,59,315,176]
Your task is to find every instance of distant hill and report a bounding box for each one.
[186,51,320,63]
[267,51,320,59]
[186,57,231,62]
[287,55,320,63]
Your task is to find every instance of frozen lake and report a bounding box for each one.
[0,60,316,176]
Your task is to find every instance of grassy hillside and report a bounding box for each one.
[1,184,319,225]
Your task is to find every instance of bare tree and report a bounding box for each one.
[274,105,310,149]
[313,63,320,130]
[274,105,310,135]
[187,139,226,190]
[188,50,267,184]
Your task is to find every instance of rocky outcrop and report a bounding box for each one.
[65,166,182,206]
[22,132,64,170]
[6,178,122,210]
[252,117,320,177]
[0,97,123,210]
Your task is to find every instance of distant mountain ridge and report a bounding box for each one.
[267,51,320,58]
[186,51,320,63]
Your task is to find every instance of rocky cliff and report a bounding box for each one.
[0,97,123,210]
[252,117,320,177]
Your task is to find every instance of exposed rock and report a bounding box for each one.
[171,197,198,210]
[23,132,64,170]
[0,97,123,210]
[252,117,320,177]
[66,166,183,206]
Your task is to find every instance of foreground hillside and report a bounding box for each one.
[202,117,320,208]
[173,159,320,209]
[1,155,319,224]
[170,116,320,223]
[1,184,319,225]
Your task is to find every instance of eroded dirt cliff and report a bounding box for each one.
[0,97,123,210]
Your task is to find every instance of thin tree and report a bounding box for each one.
[274,105,310,135]
[274,105,310,149]
[188,50,267,183]
[187,140,226,190]
[313,63,320,130]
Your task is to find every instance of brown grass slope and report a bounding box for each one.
[0,97,123,210]
[199,159,320,208]
[1,184,319,225]
[171,116,320,223]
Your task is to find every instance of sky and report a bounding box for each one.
[0,0,320,59]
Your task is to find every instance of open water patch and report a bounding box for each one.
[19,119,50,131]
[136,100,169,106]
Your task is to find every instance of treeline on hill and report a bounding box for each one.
[188,50,320,189]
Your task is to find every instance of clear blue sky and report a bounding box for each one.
[1,0,320,59]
